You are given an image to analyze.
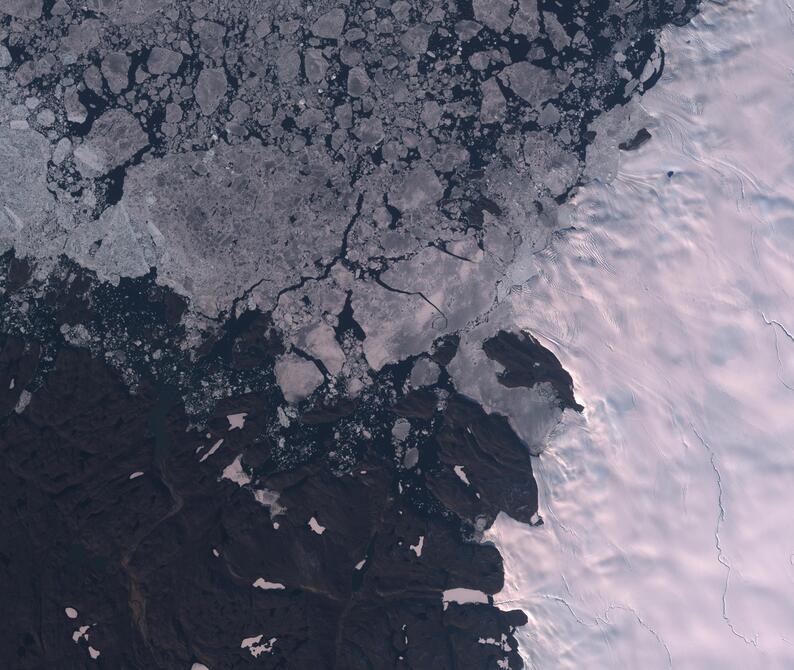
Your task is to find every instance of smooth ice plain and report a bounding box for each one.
[487,1,794,667]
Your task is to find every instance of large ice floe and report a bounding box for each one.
[487,0,794,667]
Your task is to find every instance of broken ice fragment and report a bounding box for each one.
[410,358,440,388]
[274,354,324,403]
[2,0,43,20]
[147,47,183,75]
[403,447,419,469]
[388,164,443,211]
[311,8,346,39]
[194,68,227,115]
[347,66,370,97]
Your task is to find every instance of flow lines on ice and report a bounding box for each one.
[496,593,673,669]
[691,425,759,647]
[761,312,794,392]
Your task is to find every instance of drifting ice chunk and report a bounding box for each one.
[274,354,324,403]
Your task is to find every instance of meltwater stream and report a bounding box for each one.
[487,1,794,668]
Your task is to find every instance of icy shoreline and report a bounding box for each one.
[488,0,794,667]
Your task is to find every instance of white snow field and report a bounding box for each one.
[487,0,794,667]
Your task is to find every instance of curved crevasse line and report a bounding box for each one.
[691,426,759,647]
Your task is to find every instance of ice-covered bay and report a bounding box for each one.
[487,0,794,667]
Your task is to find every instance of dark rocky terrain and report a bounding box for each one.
[1,253,564,669]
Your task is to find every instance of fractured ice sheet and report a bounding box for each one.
[0,0,672,343]
[0,123,55,251]
[353,241,502,370]
[0,0,706,666]
[293,322,346,378]
[73,109,147,176]
[104,141,353,315]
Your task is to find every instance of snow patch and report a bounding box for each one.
[72,625,90,643]
[253,578,285,590]
[442,588,489,610]
[241,634,276,658]
[221,454,251,486]
[253,488,285,518]
[14,389,31,414]
[226,412,248,430]
[198,438,223,463]
[308,516,326,535]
